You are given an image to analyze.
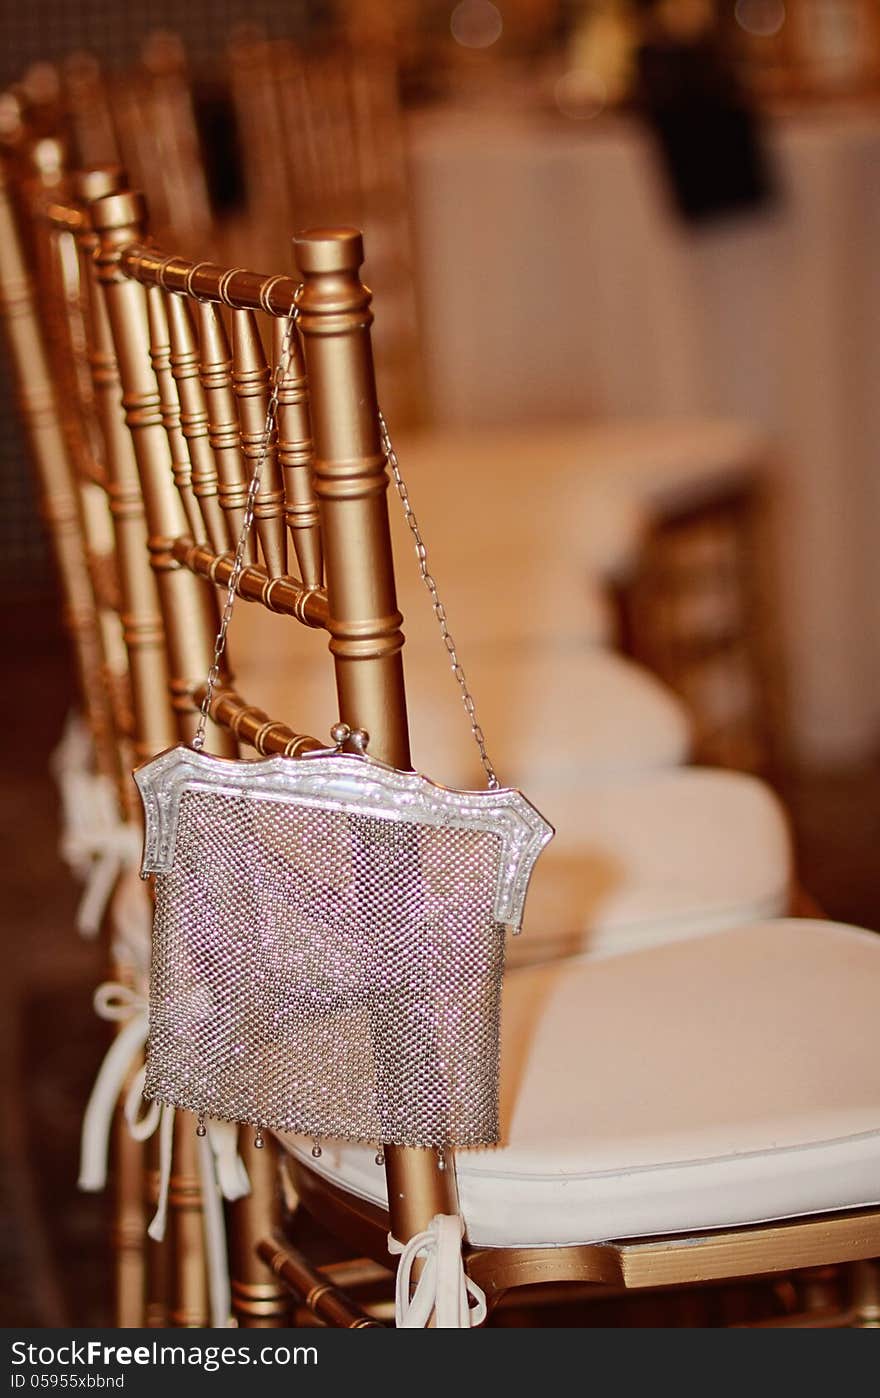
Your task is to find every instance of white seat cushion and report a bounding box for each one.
[392,419,765,583]
[280,919,880,1247]
[390,424,646,583]
[229,613,691,781]
[390,489,615,649]
[405,647,691,786]
[511,768,791,964]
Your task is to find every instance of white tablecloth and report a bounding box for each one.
[405,104,880,763]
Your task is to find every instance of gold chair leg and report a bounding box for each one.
[795,1265,841,1317]
[144,1139,169,1327]
[168,1113,210,1327]
[229,1135,290,1327]
[852,1259,880,1328]
[112,1100,146,1326]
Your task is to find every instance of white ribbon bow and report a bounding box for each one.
[388,1214,487,1328]
[75,821,144,941]
[78,983,149,1193]
[107,867,152,982]
[78,981,250,1327]
[51,716,143,939]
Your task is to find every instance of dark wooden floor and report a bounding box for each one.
[1,599,878,1326]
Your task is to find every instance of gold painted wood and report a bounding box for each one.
[229,1137,290,1328]
[62,53,119,169]
[89,191,233,751]
[274,315,323,587]
[224,35,425,424]
[76,198,176,762]
[120,244,299,314]
[171,537,327,626]
[145,286,205,546]
[232,306,286,576]
[293,228,407,766]
[17,156,154,1323]
[167,1117,209,1328]
[195,299,254,560]
[284,1155,396,1271]
[852,1258,880,1328]
[0,150,118,780]
[119,220,458,1289]
[45,168,140,808]
[162,291,227,554]
[467,1209,880,1297]
[256,1238,384,1328]
[144,1149,169,1327]
[286,1145,880,1320]
[294,227,458,1245]
[85,186,240,1324]
[112,1081,147,1327]
[194,684,323,758]
[226,32,291,239]
[133,33,211,247]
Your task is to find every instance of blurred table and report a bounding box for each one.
[406,103,880,764]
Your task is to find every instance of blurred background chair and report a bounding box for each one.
[0,145,149,1324]
[221,26,782,773]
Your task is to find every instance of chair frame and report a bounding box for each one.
[0,141,156,1326]
[80,190,459,1324]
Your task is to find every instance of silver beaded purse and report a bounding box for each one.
[134,320,553,1151]
[136,745,551,1147]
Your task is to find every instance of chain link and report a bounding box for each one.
[192,308,298,750]
[379,410,500,790]
[190,300,499,789]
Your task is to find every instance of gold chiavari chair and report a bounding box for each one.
[613,472,785,773]
[61,53,119,173]
[227,30,424,426]
[4,122,245,1327]
[72,182,880,1327]
[0,143,118,796]
[0,141,154,1324]
[73,186,244,1331]
[61,35,212,256]
[68,183,298,1328]
[78,190,458,1326]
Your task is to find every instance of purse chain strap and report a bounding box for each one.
[192,301,499,790]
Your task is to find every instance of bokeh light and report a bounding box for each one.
[450,0,504,50]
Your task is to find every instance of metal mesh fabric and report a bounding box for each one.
[146,788,507,1147]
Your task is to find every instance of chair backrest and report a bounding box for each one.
[79,187,459,1302]
[63,36,212,253]
[33,153,146,803]
[226,32,423,424]
[87,193,412,765]
[0,136,121,793]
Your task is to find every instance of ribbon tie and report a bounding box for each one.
[51,716,142,939]
[388,1214,487,1328]
[66,807,143,940]
[78,981,250,1327]
[78,982,149,1194]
